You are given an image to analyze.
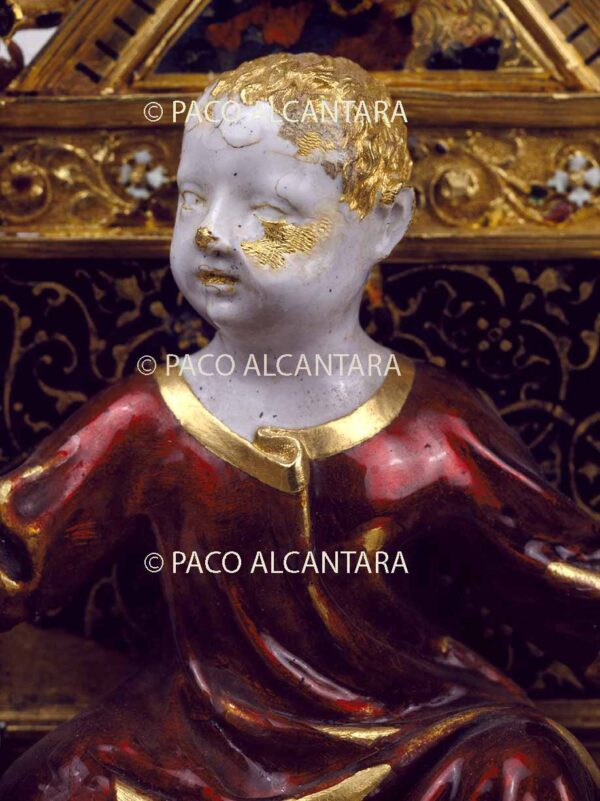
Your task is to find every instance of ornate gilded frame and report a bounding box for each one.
[1,0,600,752]
[1,0,599,260]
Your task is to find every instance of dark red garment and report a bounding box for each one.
[0,359,598,800]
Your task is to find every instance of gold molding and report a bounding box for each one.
[131,0,213,88]
[105,0,214,94]
[134,69,565,94]
[2,91,599,129]
[502,0,600,91]
[130,0,574,95]
[395,234,600,262]
[12,0,218,95]
[3,700,600,733]
[570,0,600,45]
[14,0,181,93]
[1,100,599,261]
[8,0,599,95]
[2,233,600,261]
[10,0,124,94]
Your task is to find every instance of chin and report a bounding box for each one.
[201,294,255,330]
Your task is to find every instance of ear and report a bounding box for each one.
[371,187,414,261]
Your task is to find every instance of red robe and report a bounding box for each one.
[0,357,598,800]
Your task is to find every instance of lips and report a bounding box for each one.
[194,268,239,289]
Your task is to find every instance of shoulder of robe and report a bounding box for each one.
[406,358,540,477]
[27,371,174,461]
[404,358,498,419]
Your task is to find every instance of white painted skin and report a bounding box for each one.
[169,95,414,441]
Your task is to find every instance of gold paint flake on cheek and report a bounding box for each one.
[241,217,332,270]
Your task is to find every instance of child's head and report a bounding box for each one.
[170,52,413,337]
[209,52,412,220]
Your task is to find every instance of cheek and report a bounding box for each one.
[170,225,189,269]
[169,258,191,297]
[170,229,198,294]
[240,217,333,271]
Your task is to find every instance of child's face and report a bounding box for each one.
[170,99,391,336]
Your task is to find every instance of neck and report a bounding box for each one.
[203,291,384,373]
[210,323,374,370]
[184,306,395,439]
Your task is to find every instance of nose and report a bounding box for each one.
[195,194,234,257]
[195,224,231,258]
[195,227,217,250]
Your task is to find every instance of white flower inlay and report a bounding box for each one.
[584,166,600,189]
[117,150,167,200]
[547,170,568,193]
[568,187,591,208]
[546,153,599,210]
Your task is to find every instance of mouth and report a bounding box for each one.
[194,268,239,290]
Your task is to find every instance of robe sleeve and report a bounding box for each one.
[440,373,600,678]
[0,375,157,630]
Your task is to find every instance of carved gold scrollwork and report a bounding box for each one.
[0,139,126,225]
[570,413,600,516]
[0,129,599,240]
[407,0,537,69]
[428,154,504,227]
[0,135,177,229]
[0,158,51,222]
[411,129,600,231]
[362,262,599,520]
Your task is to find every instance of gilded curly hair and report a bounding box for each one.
[207,52,412,219]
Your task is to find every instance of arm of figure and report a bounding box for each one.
[440,374,600,679]
[0,375,156,630]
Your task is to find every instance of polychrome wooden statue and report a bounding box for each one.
[0,53,599,801]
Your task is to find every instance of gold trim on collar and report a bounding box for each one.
[155,368,309,493]
[155,357,414,494]
[262,356,414,461]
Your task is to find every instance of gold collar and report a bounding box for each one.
[155,357,414,494]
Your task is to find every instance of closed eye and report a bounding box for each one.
[252,203,290,222]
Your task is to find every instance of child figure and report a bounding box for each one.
[0,53,599,801]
